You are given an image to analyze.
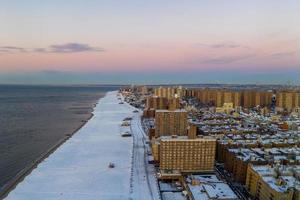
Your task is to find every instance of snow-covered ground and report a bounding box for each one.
[130,114,160,200]
[6,91,159,200]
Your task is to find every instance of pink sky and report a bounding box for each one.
[0,0,300,80]
[1,40,299,73]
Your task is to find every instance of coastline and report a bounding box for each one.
[5,91,135,200]
[4,90,160,200]
[0,95,102,199]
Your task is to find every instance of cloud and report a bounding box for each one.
[195,42,249,49]
[33,48,47,53]
[49,43,105,53]
[0,43,105,54]
[271,51,297,58]
[0,46,27,53]
[202,54,255,64]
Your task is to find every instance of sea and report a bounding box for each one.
[0,85,118,191]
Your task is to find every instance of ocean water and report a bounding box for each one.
[0,85,118,190]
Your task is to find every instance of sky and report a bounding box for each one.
[0,0,300,84]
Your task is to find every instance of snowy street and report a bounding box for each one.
[5,91,160,200]
[129,113,160,200]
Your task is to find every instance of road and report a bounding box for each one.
[215,164,252,200]
[129,112,161,200]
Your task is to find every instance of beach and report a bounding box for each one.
[4,91,160,200]
[0,85,117,198]
[4,91,133,199]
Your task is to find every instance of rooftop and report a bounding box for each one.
[156,109,187,113]
[161,192,186,200]
[186,175,238,200]
[160,135,216,142]
[262,176,295,193]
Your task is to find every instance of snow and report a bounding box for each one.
[187,175,238,200]
[159,182,182,192]
[188,183,238,200]
[6,91,160,200]
[130,112,161,200]
[161,192,186,200]
[262,176,295,193]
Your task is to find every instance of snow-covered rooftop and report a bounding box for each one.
[161,192,186,200]
[159,182,182,192]
[186,175,238,200]
[262,176,295,193]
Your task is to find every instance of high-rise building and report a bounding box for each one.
[145,96,181,110]
[233,91,241,107]
[295,93,300,108]
[154,86,184,99]
[159,137,216,172]
[146,96,168,110]
[242,90,256,108]
[168,97,181,110]
[187,88,275,108]
[216,90,224,107]
[276,91,300,111]
[155,109,187,137]
[136,85,148,94]
[224,91,232,104]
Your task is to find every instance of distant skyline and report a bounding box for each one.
[1,0,300,84]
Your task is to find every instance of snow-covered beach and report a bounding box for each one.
[5,91,159,200]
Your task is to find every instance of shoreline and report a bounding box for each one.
[5,91,137,200]
[0,94,103,199]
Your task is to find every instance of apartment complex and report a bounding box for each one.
[168,97,181,110]
[155,109,187,137]
[159,136,216,172]
[276,91,300,111]
[242,90,274,108]
[154,86,185,99]
[135,85,149,94]
[185,89,273,108]
[124,85,300,199]
[148,87,300,115]
[146,96,169,110]
[185,88,300,111]
[144,96,181,118]
[216,131,300,183]
[246,164,299,200]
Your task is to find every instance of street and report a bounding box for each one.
[129,113,160,200]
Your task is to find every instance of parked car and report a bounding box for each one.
[123,117,132,121]
[108,162,115,168]
[121,131,132,137]
[121,121,130,126]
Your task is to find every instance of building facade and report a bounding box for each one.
[155,110,187,137]
[159,137,216,172]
